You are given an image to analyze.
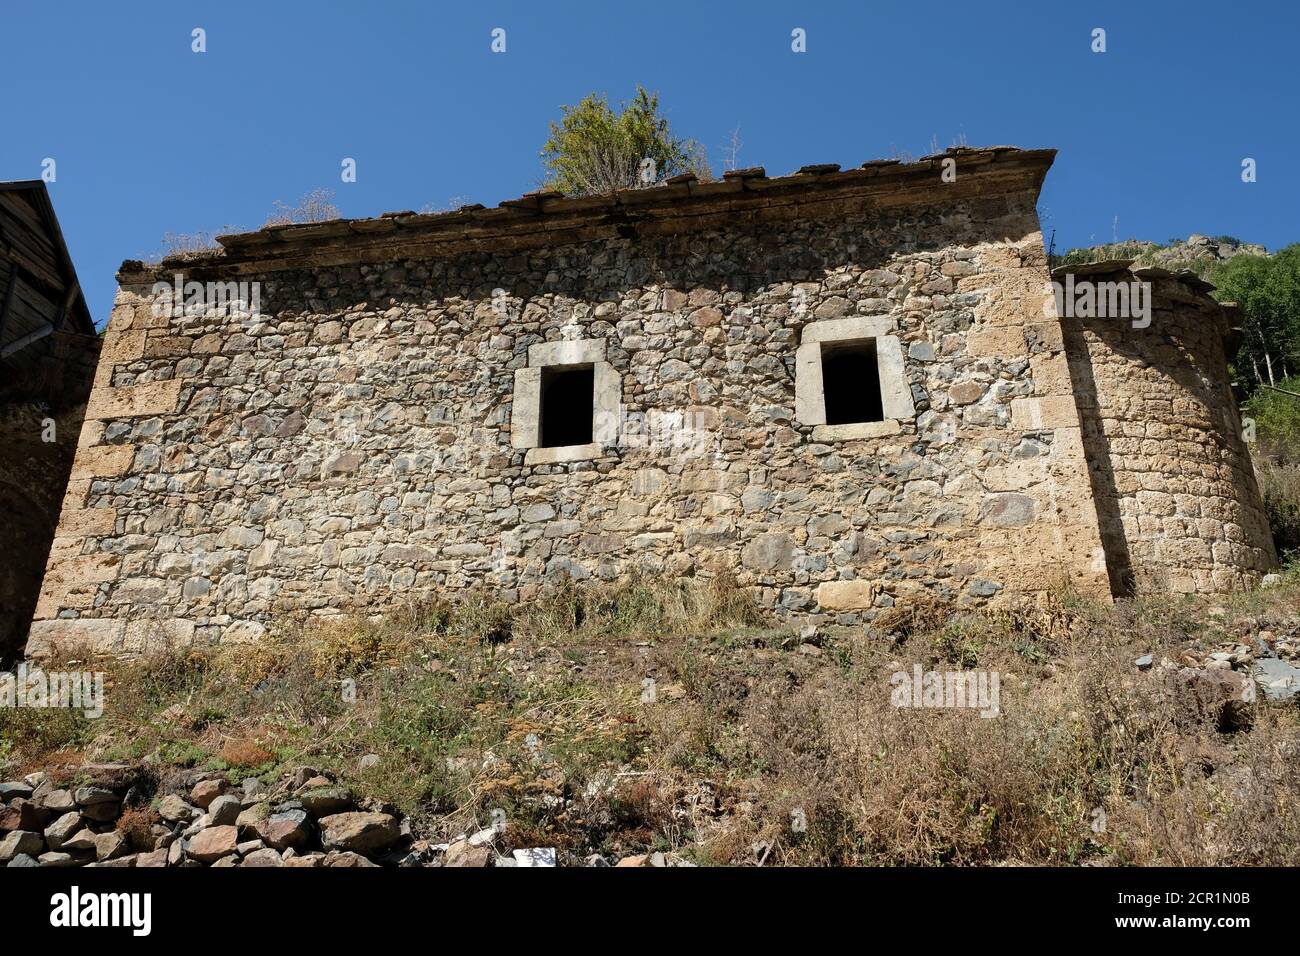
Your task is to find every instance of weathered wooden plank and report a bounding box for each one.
[0,183,90,337]
[12,272,56,313]
[6,291,50,337]
[5,306,42,340]
[0,240,66,296]
[0,209,59,267]
[0,263,14,345]
[0,190,49,235]
[0,195,61,267]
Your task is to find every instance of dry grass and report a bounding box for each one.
[116,805,162,851]
[4,576,1299,865]
[263,188,341,227]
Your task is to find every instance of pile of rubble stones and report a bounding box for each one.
[0,763,576,868]
[1136,628,1300,734]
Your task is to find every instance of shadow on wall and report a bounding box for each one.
[1062,322,1134,597]
[0,335,99,665]
[0,479,60,665]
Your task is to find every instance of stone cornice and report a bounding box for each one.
[118,146,1055,283]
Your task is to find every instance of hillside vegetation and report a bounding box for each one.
[4,575,1300,866]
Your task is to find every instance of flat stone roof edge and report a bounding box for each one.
[118,147,1055,282]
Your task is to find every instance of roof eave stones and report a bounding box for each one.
[118,146,1056,283]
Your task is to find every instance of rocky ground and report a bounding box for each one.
[3,575,1300,867]
[0,763,602,868]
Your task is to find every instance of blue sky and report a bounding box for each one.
[2,0,1295,324]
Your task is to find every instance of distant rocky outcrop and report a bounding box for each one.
[1053,234,1269,277]
[1180,234,1269,261]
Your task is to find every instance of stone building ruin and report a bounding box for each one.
[23,147,1277,657]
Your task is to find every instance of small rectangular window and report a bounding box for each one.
[540,365,595,447]
[821,340,884,425]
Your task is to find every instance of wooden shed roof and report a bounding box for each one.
[0,181,95,373]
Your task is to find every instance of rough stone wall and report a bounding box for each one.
[0,329,100,661]
[1062,266,1276,594]
[28,174,1114,657]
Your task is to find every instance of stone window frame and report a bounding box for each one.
[795,316,915,440]
[511,339,621,465]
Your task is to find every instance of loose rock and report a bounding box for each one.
[187,825,239,863]
[156,794,195,823]
[257,809,313,851]
[43,812,82,850]
[319,812,400,854]
[241,847,284,867]
[207,794,243,827]
[191,779,226,809]
[444,839,492,867]
[0,830,44,862]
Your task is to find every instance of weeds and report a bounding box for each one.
[4,576,1298,865]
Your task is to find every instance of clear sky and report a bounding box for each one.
[2,0,1294,325]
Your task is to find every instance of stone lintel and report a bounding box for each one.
[801,315,896,344]
[527,339,605,367]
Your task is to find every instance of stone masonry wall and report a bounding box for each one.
[28,166,1113,657]
[1062,266,1277,594]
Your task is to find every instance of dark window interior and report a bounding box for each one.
[821,340,884,425]
[540,365,595,447]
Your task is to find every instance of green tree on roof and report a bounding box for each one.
[541,87,710,196]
